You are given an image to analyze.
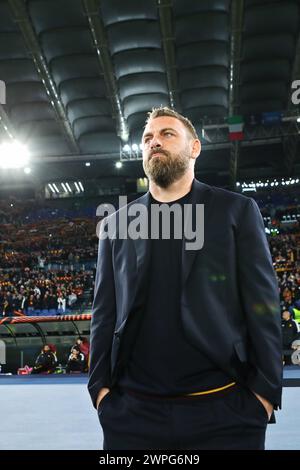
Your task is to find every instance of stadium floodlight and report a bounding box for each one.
[85,162,91,167]
[61,183,68,193]
[74,182,80,192]
[48,183,56,194]
[132,143,138,152]
[78,181,84,192]
[0,141,29,169]
[52,183,60,193]
[237,176,300,190]
[116,161,122,169]
[123,144,130,152]
[242,187,257,193]
[66,182,72,192]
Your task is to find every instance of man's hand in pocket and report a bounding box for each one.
[96,387,110,410]
[252,391,273,420]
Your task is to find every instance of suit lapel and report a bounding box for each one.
[132,192,151,275]
[181,179,208,286]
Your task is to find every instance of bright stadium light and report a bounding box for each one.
[61,183,68,193]
[0,141,30,169]
[115,161,122,169]
[237,176,300,191]
[66,182,72,192]
[48,183,56,194]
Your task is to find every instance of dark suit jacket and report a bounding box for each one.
[88,179,283,414]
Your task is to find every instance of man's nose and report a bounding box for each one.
[150,136,162,149]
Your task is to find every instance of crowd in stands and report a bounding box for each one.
[1,191,300,366]
[0,199,97,316]
[0,208,98,270]
[0,267,94,316]
[254,190,300,362]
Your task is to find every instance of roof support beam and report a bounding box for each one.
[82,0,129,142]
[228,0,244,191]
[8,0,80,154]
[157,0,181,111]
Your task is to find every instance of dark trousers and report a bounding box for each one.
[97,384,268,450]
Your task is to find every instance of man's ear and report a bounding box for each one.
[191,139,201,160]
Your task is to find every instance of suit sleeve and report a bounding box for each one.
[236,197,283,409]
[88,220,116,408]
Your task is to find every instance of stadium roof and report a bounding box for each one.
[0,0,300,190]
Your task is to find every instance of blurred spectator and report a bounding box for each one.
[281,310,299,364]
[31,344,57,374]
[73,336,90,371]
[2,292,13,316]
[48,344,58,364]
[289,300,300,323]
[57,293,66,314]
[68,290,77,309]
[66,346,85,373]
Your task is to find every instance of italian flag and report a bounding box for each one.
[228,115,244,141]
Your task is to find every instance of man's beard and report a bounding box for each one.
[143,149,191,188]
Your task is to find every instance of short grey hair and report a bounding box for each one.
[145,106,199,140]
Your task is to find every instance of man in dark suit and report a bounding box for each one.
[88,107,282,450]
